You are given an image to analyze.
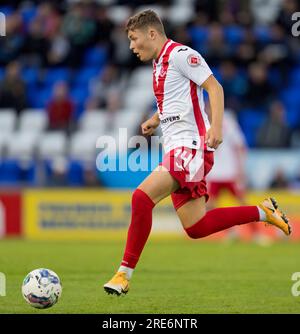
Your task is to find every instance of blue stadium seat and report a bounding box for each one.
[19,161,36,185]
[67,160,85,186]
[0,67,5,80]
[285,107,300,128]
[30,87,52,108]
[268,68,281,89]
[224,26,245,45]
[281,88,300,111]
[22,67,39,89]
[253,26,272,43]
[290,67,300,86]
[70,85,89,120]
[43,68,71,87]
[238,109,267,147]
[20,6,37,31]
[73,67,101,86]
[83,47,107,68]
[0,159,20,184]
[188,27,209,44]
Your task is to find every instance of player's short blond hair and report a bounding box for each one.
[126,9,166,35]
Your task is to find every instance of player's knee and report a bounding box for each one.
[184,227,206,239]
[185,228,198,239]
[183,213,206,239]
[132,188,155,209]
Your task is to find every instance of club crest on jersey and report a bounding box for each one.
[187,54,201,67]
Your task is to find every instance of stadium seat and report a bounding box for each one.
[67,160,85,186]
[167,5,194,26]
[128,66,153,88]
[43,68,71,88]
[285,107,300,129]
[73,67,101,86]
[281,89,300,127]
[107,5,131,25]
[0,67,4,80]
[19,109,48,133]
[0,109,17,133]
[111,109,145,148]
[22,67,39,89]
[224,26,245,45]
[0,159,20,184]
[238,109,267,147]
[38,131,68,160]
[31,88,53,109]
[188,26,209,45]
[78,110,109,134]
[123,88,155,112]
[69,131,99,162]
[0,158,36,185]
[290,67,300,86]
[83,47,107,68]
[6,132,40,160]
[20,6,37,31]
[0,6,14,16]
[69,85,90,120]
[253,26,272,43]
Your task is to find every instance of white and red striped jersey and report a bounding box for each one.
[153,39,213,153]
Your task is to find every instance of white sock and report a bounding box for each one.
[257,207,267,221]
[118,266,133,280]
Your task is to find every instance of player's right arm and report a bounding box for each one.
[172,46,224,149]
[141,111,160,135]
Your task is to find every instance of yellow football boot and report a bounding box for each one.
[103,272,129,296]
[259,197,291,236]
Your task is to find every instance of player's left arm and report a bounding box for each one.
[201,75,224,149]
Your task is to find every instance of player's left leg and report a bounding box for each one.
[176,196,291,238]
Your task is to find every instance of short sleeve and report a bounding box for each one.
[171,46,213,86]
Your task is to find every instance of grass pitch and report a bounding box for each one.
[0,238,299,314]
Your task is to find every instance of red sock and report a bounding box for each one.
[185,206,259,239]
[121,189,155,269]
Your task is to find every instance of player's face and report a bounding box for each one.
[128,29,155,62]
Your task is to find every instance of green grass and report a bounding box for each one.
[0,238,300,314]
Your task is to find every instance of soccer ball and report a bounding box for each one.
[22,268,62,309]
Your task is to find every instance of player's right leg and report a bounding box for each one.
[103,165,179,296]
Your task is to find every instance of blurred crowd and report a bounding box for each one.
[0,0,299,187]
[0,0,299,146]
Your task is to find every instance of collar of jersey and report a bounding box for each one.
[155,39,171,64]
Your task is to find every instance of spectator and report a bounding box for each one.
[234,27,258,68]
[35,2,62,40]
[46,32,70,67]
[0,13,24,66]
[204,23,232,67]
[62,2,97,67]
[47,81,74,132]
[244,62,274,109]
[22,17,49,67]
[219,60,247,110]
[94,5,115,46]
[0,61,27,114]
[88,64,123,109]
[256,101,291,148]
